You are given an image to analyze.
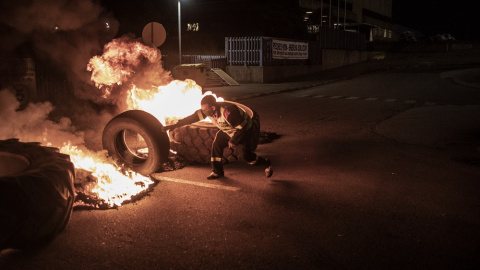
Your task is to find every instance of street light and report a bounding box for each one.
[178,0,182,65]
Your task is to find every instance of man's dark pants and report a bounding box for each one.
[210,128,268,175]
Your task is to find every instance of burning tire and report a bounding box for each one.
[169,101,260,164]
[0,139,75,250]
[102,110,170,175]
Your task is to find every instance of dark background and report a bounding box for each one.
[392,0,478,40]
[98,0,479,55]
[100,0,480,40]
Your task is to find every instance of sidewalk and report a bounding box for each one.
[203,59,390,101]
[204,50,480,101]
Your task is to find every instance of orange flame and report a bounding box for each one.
[127,80,223,125]
[87,37,160,98]
[60,142,153,207]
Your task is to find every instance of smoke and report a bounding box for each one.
[0,89,84,148]
[1,0,102,33]
[0,1,173,151]
[0,0,123,149]
[0,0,119,101]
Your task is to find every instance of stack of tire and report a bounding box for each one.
[102,101,260,174]
[168,101,260,164]
[168,122,220,164]
[0,139,75,250]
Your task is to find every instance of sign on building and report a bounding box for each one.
[272,39,308,59]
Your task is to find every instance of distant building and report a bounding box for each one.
[161,0,394,54]
[299,0,393,41]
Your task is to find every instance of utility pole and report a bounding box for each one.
[329,0,332,28]
[178,0,182,65]
[337,0,340,29]
[320,0,323,26]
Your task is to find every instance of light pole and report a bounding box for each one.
[178,0,182,65]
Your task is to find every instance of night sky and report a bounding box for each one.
[98,0,479,40]
[99,0,479,40]
[392,0,478,40]
[1,0,478,46]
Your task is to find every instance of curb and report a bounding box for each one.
[229,79,341,101]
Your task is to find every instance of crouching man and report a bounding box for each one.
[163,95,273,180]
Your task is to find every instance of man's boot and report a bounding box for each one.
[207,171,224,180]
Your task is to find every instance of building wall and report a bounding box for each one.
[300,0,392,29]
[226,49,367,83]
[358,0,392,28]
[300,0,392,20]
[360,0,392,18]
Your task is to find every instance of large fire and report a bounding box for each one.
[61,37,220,207]
[127,80,209,125]
[87,37,161,98]
[60,143,154,207]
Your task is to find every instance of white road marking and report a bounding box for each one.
[299,94,438,106]
[155,176,241,191]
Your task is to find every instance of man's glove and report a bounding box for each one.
[161,124,177,133]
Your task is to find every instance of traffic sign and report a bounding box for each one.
[142,22,166,47]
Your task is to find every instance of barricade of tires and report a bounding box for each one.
[169,101,260,164]
[0,139,75,250]
[102,101,260,174]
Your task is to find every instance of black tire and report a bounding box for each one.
[0,138,75,250]
[169,101,260,164]
[169,122,219,163]
[102,110,170,175]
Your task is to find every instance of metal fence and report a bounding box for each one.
[162,55,227,71]
[225,29,366,66]
[162,29,366,69]
[225,37,264,66]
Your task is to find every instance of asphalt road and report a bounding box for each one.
[1,53,480,269]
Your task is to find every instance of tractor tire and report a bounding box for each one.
[169,101,260,164]
[0,138,75,250]
[169,122,219,164]
[102,110,170,175]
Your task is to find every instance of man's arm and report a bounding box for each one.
[163,109,203,131]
